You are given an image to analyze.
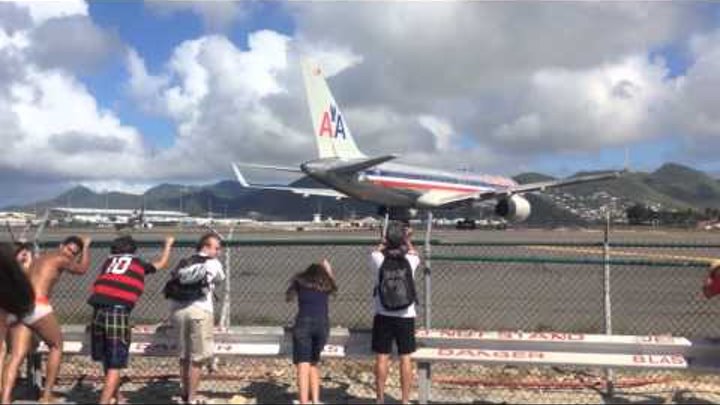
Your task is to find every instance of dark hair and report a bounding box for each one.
[382,221,409,258]
[14,241,34,256]
[196,233,221,252]
[286,263,338,301]
[0,243,35,316]
[62,236,84,252]
[111,236,137,255]
[384,221,407,248]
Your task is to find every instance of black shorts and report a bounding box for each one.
[90,305,132,370]
[292,316,329,365]
[372,314,416,355]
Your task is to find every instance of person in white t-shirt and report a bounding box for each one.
[369,221,420,405]
[167,233,226,405]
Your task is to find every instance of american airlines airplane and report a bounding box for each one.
[232,60,623,222]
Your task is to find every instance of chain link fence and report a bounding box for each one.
[3,227,720,403]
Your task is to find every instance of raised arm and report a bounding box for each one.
[285,279,297,302]
[405,227,418,255]
[151,236,175,270]
[64,237,92,275]
[321,258,336,283]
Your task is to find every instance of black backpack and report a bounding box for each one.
[163,255,210,302]
[375,254,417,311]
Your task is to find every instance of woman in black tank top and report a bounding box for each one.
[286,259,338,405]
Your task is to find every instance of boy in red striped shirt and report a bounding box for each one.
[88,235,174,404]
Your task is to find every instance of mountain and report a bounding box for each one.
[644,163,720,209]
[5,162,720,223]
[513,172,556,184]
[509,173,584,225]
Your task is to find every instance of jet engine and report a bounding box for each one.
[495,195,531,222]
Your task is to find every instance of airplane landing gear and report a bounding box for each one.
[456,218,477,230]
[377,206,412,223]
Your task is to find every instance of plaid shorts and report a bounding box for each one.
[91,305,132,370]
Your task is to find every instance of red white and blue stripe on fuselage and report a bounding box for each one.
[357,163,517,195]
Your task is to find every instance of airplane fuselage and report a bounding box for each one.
[301,158,516,208]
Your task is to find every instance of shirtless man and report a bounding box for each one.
[2,236,91,404]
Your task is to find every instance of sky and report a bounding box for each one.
[1,1,720,207]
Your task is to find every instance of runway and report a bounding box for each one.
[3,226,720,338]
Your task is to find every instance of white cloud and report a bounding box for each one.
[418,115,455,152]
[145,1,247,33]
[673,29,720,137]
[285,1,718,173]
[126,30,307,179]
[490,56,674,153]
[4,2,720,207]
[15,0,88,26]
[28,15,121,73]
[0,3,151,190]
[4,67,147,178]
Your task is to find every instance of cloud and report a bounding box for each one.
[5,2,720,207]
[489,56,674,154]
[291,2,704,104]
[283,1,720,173]
[673,29,720,137]
[48,131,126,155]
[418,115,455,152]
[15,0,88,26]
[145,1,247,33]
[28,15,122,74]
[2,67,147,178]
[126,30,307,179]
[0,3,150,188]
[0,3,33,33]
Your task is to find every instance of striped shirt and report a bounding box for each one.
[88,254,157,310]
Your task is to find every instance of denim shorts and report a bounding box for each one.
[292,316,329,364]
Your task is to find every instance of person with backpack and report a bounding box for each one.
[87,235,175,405]
[370,220,420,405]
[164,233,225,405]
[285,259,338,405]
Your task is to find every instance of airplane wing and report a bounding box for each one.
[325,155,398,174]
[419,170,626,208]
[231,164,347,199]
[233,162,304,173]
[481,170,626,199]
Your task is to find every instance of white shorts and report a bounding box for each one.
[7,297,53,326]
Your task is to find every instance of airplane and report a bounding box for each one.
[231,59,624,224]
[50,207,188,229]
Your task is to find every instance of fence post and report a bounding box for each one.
[220,226,235,330]
[27,219,48,398]
[603,211,615,397]
[418,211,433,405]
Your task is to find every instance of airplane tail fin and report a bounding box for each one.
[301,59,366,160]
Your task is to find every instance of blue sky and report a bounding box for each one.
[1,1,720,207]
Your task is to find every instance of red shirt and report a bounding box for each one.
[88,254,156,309]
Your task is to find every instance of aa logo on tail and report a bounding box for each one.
[318,104,347,139]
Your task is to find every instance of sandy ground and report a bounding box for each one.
[9,357,720,404]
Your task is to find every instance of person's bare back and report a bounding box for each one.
[2,235,92,404]
[27,243,89,299]
[27,252,65,299]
